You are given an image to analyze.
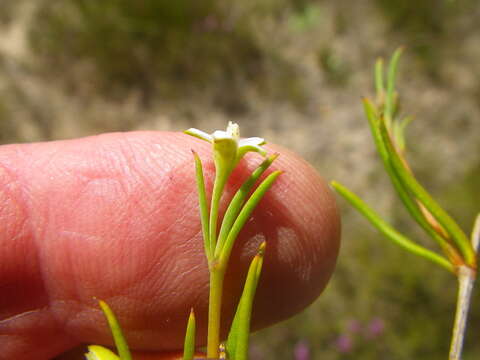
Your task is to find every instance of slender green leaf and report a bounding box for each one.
[393,116,413,152]
[98,300,132,360]
[219,171,281,269]
[378,120,474,265]
[374,57,385,102]
[193,151,211,262]
[384,47,403,130]
[215,154,278,257]
[209,170,228,259]
[183,308,196,360]
[226,242,266,359]
[331,181,453,272]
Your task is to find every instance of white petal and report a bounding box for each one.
[184,128,213,142]
[212,130,237,143]
[239,137,266,147]
[226,121,240,140]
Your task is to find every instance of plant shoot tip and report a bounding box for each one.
[270,152,280,161]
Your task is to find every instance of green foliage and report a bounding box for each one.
[29,0,263,101]
[333,49,475,271]
[86,123,276,359]
[227,242,265,360]
[288,4,322,32]
[332,49,478,360]
[84,300,130,360]
[27,0,329,110]
[186,122,278,358]
[183,309,196,360]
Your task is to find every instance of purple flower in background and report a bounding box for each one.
[347,319,362,333]
[294,340,310,360]
[365,317,385,339]
[334,334,353,353]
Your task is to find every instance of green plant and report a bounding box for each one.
[332,49,479,360]
[84,122,281,359]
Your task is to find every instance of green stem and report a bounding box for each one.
[207,266,225,359]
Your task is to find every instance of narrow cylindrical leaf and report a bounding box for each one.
[331,181,454,272]
[209,170,229,260]
[215,154,278,257]
[378,121,474,266]
[183,308,196,360]
[193,151,211,261]
[219,171,281,270]
[375,57,385,102]
[98,300,132,360]
[384,47,403,130]
[393,116,413,152]
[226,242,266,360]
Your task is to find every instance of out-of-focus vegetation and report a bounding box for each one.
[1,0,479,359]
[31,1,264,105]
[29,0,320,111]
[375,0,479,78]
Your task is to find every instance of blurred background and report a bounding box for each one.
[1,0,479,359]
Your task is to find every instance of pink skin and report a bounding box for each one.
[0,132,340,360]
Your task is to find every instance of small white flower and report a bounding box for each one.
[185,121,267,166]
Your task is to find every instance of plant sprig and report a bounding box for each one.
[332,48,478,360]
[85,122,279,360]
[186,122,279,358]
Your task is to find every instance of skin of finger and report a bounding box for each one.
[0,131,340,359]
